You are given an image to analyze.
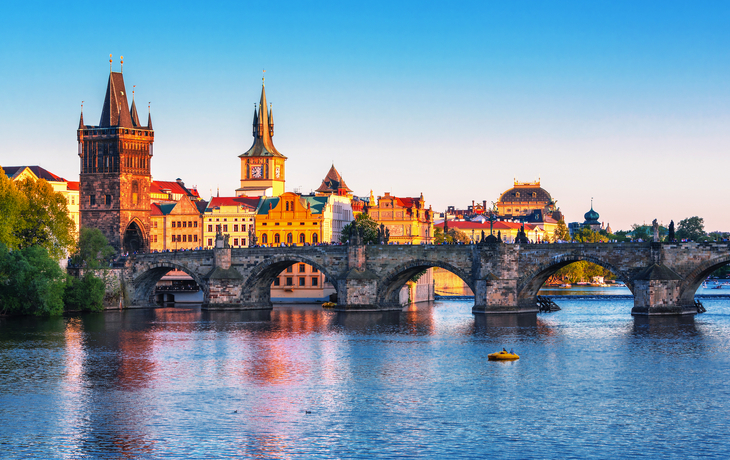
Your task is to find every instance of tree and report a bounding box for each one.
[573,227,609,243]
[71,227,115,268]
[340,213,379,244]
[0,167,25,250]
[553,219,570,242]
[64,272,105,312]
[0,244,66,316]
[676,216,706,242]
[434,226,470,244]
[13,177,75,260]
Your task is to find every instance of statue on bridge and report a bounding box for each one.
[377,223,390,244]
[652,219,659,243]
[668,220,675,243]
[215,228,231,249]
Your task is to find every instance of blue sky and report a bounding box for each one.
[1,1,729,231]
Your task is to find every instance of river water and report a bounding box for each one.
[1,295,730,458]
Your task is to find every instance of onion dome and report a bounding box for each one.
[584,207,599,222]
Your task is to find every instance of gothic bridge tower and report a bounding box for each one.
[236,77,287,197]
[77,60,154,253]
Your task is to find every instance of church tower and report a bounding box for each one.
[77,59,154,253]
[236,78,287,197]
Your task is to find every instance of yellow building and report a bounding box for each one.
[150,195,205,252]
[2,166,80,235]
[202,196,259,248]
[237,80,287,197]
[366,192,434,244]
[495,179,563,239]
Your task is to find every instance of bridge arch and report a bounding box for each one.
[517,253,634,302]
[130,261,209,306]
[376,259,475,308]
[679,254,730,305]
[238,254,340,307]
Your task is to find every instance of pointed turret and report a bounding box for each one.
[147,112,153,130]
[99,72,134,127]
[268,105,274,137]
[78,110,85,129]
[130,99,141,127]
[239,82,285,158]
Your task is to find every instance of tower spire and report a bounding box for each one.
[147,102,153,130]
[79,101,85,129]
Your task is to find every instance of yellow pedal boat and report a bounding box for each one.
[488,350,520,361]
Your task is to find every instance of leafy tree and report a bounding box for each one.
[71,227,115,268]
[572,227,609,243]
[64,272,105,312]
[676,216,706,242]
[553,219,570,242]
[340,213,379,244]
[0,167,24,249]
[13,177,75,260]
[0,244,66,316]
[434,226,470,244]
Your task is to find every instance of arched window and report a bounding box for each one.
[261,234,268,244]
[299,233,305,244]
[274,233,280,244]
[286,201,289,211]
[246,159,250,179]
[312,233,318,244]
[287,233,293,244]
[131,181,139,205]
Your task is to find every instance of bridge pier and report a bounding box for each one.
[472,277,538,314]
[631,263,695,316]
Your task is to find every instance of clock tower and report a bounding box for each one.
[236,80,287,197]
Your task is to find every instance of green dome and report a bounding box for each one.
[584,206,600,225]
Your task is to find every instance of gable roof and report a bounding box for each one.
[206,196,260,212]
[3,166,67,182]
[315,164,352,194]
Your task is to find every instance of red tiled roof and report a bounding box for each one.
[151,203,164,216]
[66,181,79,191]
[207,196,260,211]
[3,166,67,182]
[436,221,538,231]
[153,180,189,196]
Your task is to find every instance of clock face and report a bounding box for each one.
[275,166,281,178]
[251,165,263,178]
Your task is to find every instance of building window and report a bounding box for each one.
[299,233,305,244]
[183,221,187,228]
[194,235,198,242]
[188,221,192,227]
[153,221,158,228]
[286,266,293,273]
[273,278,280,286]
[89,195,96,206]
[274,233,280,244]
[299,277,306,287]
[242,224,246,231]
[286,277,293,286]
[105,195,112,205]
[261,234,268,244]
[194,221,198,228]
[208,238,213,246]
[311,267,318,273]
[234,238,239,246]
[182,235,187,242]
[312,277,318,287]
[208,225,213,232]
[287,233,293,244]
[298,264,306,273]
[242,238,246,246]
[312,233,318,244]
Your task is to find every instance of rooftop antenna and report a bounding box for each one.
[120,56,123,73]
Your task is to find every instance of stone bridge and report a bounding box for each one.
[120,241,730,316]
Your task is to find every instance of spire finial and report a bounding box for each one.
[81,101,84,112]
[132,85,135,101]
[120,56,123,73]
[262,69,266,85]
[109,54,112,72]
[148,102,151,114]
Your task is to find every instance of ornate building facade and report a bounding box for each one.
[366,192,434,244]
[237,81,287,197]
[77,65,154,253]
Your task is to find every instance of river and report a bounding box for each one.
[1,295,730,458]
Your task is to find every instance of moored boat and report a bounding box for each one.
[488,350,520,361]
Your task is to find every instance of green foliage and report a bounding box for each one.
[0,244,66,316]
[548,261,617,284]
[64,271,105,312]
[676,216,706,242]
[340,213,379,244]
[72,227,115,269]
[14,178,75,260]
[553,219,570,242]
[0,168,24,249]
[572,227,609,243]
[434,226,470,244]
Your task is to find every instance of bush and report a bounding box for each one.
[63,272,106,312]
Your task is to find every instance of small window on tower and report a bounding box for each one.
[89,195,96,206]
[105,195,112,205]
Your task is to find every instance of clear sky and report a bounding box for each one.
[1,1,729,232]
